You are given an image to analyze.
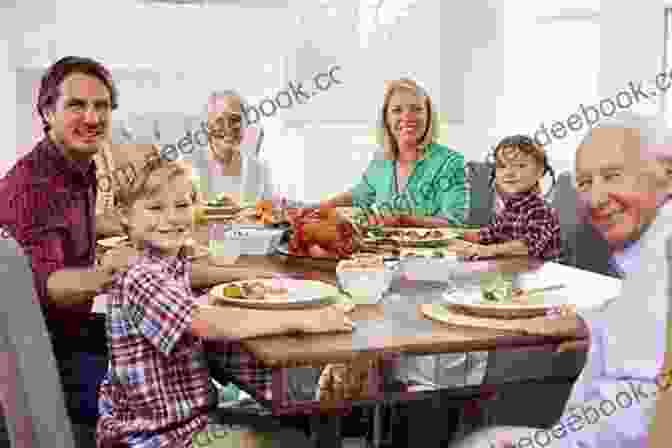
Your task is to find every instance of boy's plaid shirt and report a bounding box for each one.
[96,246,215,448]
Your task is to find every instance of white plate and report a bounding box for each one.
[441,288,569,319]
[209,278,340,309]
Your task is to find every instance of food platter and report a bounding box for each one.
[441,285,569,319]
[383,227,462,246]
[209,278,340,309]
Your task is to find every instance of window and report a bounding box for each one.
[663,7,672,126]
[494,6,601,175]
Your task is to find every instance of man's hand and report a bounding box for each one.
[99,245,140,275]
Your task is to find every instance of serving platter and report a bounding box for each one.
[441,285,569,319]
[381,227,462,247]
[209,278,340,309]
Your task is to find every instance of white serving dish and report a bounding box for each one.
[211,226,285,256]
[401,252,459,282]
[336,259,397,304]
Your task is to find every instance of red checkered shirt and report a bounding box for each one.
[96,246,216,448]
[0,137,99,346]
[478,190,561,261]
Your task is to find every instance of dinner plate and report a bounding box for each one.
[441,288,569,319]
[209,278,340,309]
[96,236,129,248]
[381,227,462,247]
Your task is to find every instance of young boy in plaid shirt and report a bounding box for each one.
[457,135,562,261]
[95,158,353,448]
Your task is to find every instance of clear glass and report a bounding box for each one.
[208,224,241,265]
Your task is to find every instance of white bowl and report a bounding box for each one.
[401,254,458,282]
[336,261,396,304]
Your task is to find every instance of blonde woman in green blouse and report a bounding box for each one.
[320,78,468,226]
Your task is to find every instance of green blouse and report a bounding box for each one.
[349,143,468,224]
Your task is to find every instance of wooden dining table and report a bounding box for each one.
[93,224,621,447]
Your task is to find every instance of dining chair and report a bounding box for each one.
[0,237,77,448]
[464,160,495,227]
[550,171,579,266]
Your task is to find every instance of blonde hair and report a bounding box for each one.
[376,78,440,160]
[116,154,199,233]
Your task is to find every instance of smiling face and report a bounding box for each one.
[45,72,112,162]
[494,145,544,195]
[385,88,428,151]
[121,173,196,257]
[575,127,666,249]
[207,95,244,159]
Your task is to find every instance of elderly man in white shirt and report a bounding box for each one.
[453,112,672,448]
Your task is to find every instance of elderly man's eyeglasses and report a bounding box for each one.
[208,113,243,134]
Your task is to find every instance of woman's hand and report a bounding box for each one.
[366,214,403,227]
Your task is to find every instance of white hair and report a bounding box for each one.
[579,111,672,157]
[204,89,252,127]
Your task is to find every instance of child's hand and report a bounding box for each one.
[291,306,355,335]
[100,246,141,275]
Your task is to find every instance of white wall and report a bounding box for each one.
[7,1,670,200]
[599,0,665,114]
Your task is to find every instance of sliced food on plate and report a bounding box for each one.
[209,278,340,309]
[219,280,289,301]
[383,228,461,246]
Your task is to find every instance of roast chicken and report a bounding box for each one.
[287,207,360,258]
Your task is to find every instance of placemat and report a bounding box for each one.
[420,302,580,337]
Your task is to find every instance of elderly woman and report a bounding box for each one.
[189,89,274,205]
[320,78,468,226]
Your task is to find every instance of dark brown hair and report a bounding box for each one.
[37,56,119,133]
[488,134,556,194]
